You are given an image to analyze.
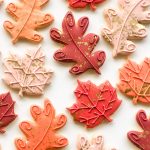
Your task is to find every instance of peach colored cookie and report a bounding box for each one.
[118,58,150,104]
[102,0,150,57]
[77,135,116,150]
[4,0,53,44]
[3,47,53,97]
[15,99,68,150]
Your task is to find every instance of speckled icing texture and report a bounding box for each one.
[102,0,150,57]
[50,11,106,75]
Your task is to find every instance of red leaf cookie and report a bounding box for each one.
[15,99,68,150]
[68,80,121,128]
[102,0,150,57]
[50,11,106,75]
[68,0,105,10]
[128,110,150,150]
[4,0,53,44]
[0,92,17,133]
[118,58,150,104]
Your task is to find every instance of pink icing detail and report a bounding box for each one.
[77,135,116,150]
[3,47,53,97]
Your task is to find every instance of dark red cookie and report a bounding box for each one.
[0,92,17,133]
[128,110,150,150]
[68,80,121,128]
[68,0,105,10]
[50,11,106,75]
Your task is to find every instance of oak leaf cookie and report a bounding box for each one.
[4,0,53,44]
[15,99,68,150]
[77,135,116,150]
[68,80,121,128]
[0,92,17,133]
[102,0,150,57]
[50,11,106,75]
[68,0,106,10]
[128,110,150,150]
[118,58,150,104]
[3,47,53,97]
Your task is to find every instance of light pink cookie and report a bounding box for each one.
[3,47,53,97]
[102,0,150,57]
[77,135,116,150]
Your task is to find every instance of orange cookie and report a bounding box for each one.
[4,0,53,44]
[15,99,68,150]
[118,58,150,104]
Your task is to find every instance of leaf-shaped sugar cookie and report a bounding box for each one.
[3,47,53,97]
[77,135,116,150]
[128,110,150,150]
[4,0,53,44]
[102,0,150,57]
[15,99,68,150]
[68,80,121,128]
[118,58,150,104]
[0,92,17,133]
[68,0,106,10]
[50,11,106,75]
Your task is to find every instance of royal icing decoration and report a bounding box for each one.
[50,11,106,75]
[102,0,150,57]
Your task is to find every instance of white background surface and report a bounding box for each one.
[0,0,150,149]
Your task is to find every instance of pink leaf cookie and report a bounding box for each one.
[3,47,53,97]
[77,135,116,150]
[102,0,150,57]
